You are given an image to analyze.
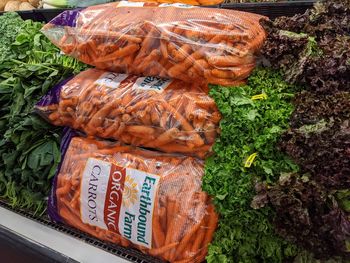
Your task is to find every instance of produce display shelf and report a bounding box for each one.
[0,2,315,263]
[0,201,163,263]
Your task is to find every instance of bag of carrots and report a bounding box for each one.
[49,130,218,262]
[127,0,223,6]
[41,1,267,86]
[35,68,220,158]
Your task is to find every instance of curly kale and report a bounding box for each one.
[204,69,300,263]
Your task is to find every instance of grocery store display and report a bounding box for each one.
[0,12,85,214]
[41,1,267,86]
[49,131,218,262]
[0,0,348,262]
[35,68,220,158]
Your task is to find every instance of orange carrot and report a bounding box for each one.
[160,39,169,59]
[153,201,165,248]
[57,181,71,196]
[190,226,206,254]
[148,242,179,256]
[171,44,192,62]
[146,128,179,147]
[60,207,96,236]
[174,220,203,258]
[161,101,194,132]
[208,55,255,67]
[48,111,60,121]
[125,125,155,136]
[202,205,219,246]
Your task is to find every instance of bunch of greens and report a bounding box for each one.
[203,68,300,263]
[280,91,350,190]
[261,0,350,94]
[274,92,350,259]
[272,0,350,37]
[0,13,85,214]
[254,173,350,260]
[288,91,350,128]
[0,12,24,63]
[256,0,350,260]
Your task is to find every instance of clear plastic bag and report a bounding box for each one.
[42,1,267,86]
[36,69,221,158]
[49,132,218,263]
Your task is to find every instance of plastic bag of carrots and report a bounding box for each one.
[41,1,267,86]
[127,0,223,6]
[35,69,220,158]
[48,130,218,263]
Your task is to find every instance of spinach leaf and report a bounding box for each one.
[0,14,86,214]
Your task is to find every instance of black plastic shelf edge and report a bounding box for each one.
[221,0,315,18]
[0,200,163,263]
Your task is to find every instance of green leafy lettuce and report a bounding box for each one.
[203,68,300,263]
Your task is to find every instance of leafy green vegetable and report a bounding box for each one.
[203,68,300,263]
[0,13,86,214]
[254,173,350,260]
[259,1,350,260]
[279,92,350,191]
[293,250,347,263]
[261,0,350,94]
[0,13,24,63]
